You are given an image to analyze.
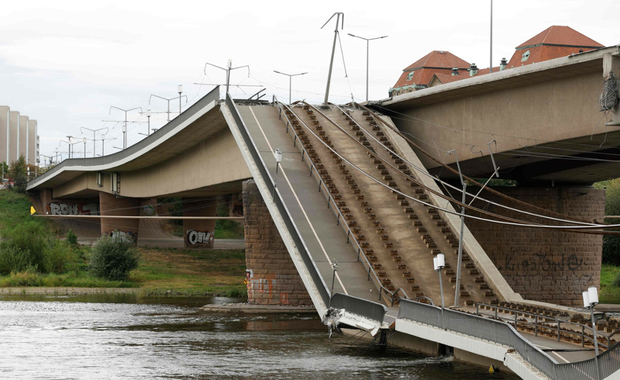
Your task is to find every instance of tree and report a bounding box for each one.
[8,155,28,193]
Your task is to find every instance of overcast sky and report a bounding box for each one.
[1,0,618,162]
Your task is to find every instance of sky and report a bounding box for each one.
[1,0,619,163]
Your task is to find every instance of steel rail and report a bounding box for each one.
[327,102,602,228]
[275,100,407,305]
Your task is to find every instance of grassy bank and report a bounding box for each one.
[0,191,247,297]
[600,264,620,304]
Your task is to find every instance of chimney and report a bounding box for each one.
[451,67,459,76]
[469,63,478,77]
[500,58,507,71]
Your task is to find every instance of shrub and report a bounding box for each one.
[8,155,28,193]
[66,229,78,246]
[45,240,77,274]
[0,221,50,274]
[89,235,140,281]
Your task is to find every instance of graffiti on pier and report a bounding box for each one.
[185,230,214,247]
[107,230,138,244]
[48,202,99,216]
[498,248,592,282]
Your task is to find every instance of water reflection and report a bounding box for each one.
[0,295,518,379]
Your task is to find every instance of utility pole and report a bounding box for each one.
[321,12,344,105]
[348,33,388,102]
[204,60,250,96]
[149,93,186,122]
[110,106,142,150]
[80,126,108,158]
[490,0,493,73]
[448,149,467,307]
[273,70,308,104]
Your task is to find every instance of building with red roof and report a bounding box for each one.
[505,25,603,69]
[389,26,603,97]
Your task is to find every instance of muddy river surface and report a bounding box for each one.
[0,295,518,379]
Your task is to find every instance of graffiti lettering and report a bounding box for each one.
[108,230,137,244]
[48,202,99,216]
[501,249,583,273]
[186,230,213,246]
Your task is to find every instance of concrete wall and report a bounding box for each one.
[99,192,141,243]
[243,180,311,306]
[396,71,603,171]
[9,111,19,163]
[0,106,8,166]
[52,128,251,199]
[183,197,216,248]
[18,115,28,162]
[466,186,604,306]
[28,120,36,165]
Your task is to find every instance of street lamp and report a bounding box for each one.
[146,109,151,136]
[109,106,142,150]
[149,92,187,122]
[273,70,308,104]
[82,137,87,158]
[583,287,601,380]
[348,33,388,102]
[433,253,446,330]
[80,126,108,158]
[178,85,183,115]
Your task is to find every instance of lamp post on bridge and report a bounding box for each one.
[80,126,108,158]
[348,33,388,102]
[583,287,601,380]
[274,70,308,104]
[447,149,467,307]
[433,253,446,330]
[272,149,282,199]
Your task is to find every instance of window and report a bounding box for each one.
[521,50,530,62]
[406,72,414,81]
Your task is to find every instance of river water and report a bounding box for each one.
[0,295,518,379]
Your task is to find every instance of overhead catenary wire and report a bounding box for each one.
[360,102,603,224]
[282,101,617,232]
[307,101,603,228]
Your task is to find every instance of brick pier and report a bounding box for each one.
[467,186,604,306]
[243,180,311,306]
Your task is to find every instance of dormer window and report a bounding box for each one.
[406,72,414,81]
[521,50,530,62]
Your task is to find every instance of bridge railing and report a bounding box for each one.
[398,299,620,379]
[226,94,386,325]
[226,94,330,306]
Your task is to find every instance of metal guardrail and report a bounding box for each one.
[477,303,615,350]
[226,94,386,324]
[398,299,620,379]
[275,101,406,306]
[331,293,387,324]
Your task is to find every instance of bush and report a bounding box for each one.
[45,240,77,274]
[66,229,78,246]
[0,221,50,274]
[8,155,28,193]
[89,235,140,281]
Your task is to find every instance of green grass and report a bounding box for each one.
[0,192,247,297]
[131,247,247,297]
[600,264,620,303]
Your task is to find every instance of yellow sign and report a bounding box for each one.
[30,206,36,215]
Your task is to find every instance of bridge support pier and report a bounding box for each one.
[182,197,217,248]
[467,186,604,306]
[99,192,141,244]
[243,180,312,306]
